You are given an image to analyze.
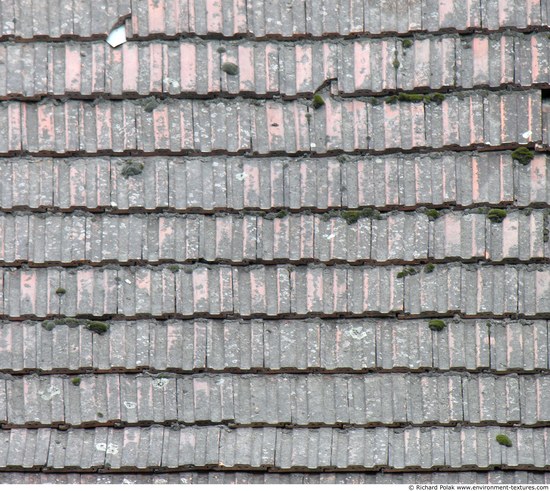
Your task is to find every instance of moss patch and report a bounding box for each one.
[121,161,144,178]
[221,62,239,75]
[55,287,66,295]
[142,97,159,113]
[424,263,435,274]
[41,320,56,331]
[511,147,534,165]
[71,377,81,386]
[276,209,289,219]
[402,39,413,49]
[487,208,507,223]
[428,320,446,331]
[85,321,109,335]
[312,94,325,109]
[167,264,180,273]
[386,93,446,105]
[496,434,513,447]
[397,267,417,279]
[341,208,381,224]
[424,209,440,220]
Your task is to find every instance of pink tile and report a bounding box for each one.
[295,45,312,94]
[64,45,82,93]
[7,104,21,152]
[153,106,170,150]
[37,103,55,152]
[353,42,370,91]
[472,37,489,86]
[206,0,223,33]
[238,45,255,92]
[122,44,139,93]
[148,0,166,33]
[180,44,197,92]
[150,44,164,93]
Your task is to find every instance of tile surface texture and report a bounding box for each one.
[0,0,550,482]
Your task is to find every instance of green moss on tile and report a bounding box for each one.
[428,319,446,331]
[54,317,82,328]
[142,97,159,113]
[276,209,289,219]
[167,264,180,273]
[341,208,380,224]
[86,321,109,335]
[511,146,534,165]
[121,161,144,178]
[487,208,507,223]
[221,62,239,75]
[217,46,227,54]
[397,93,424,103]
[402,39,413,49]
[41,320,56,331]
[397,267,417,279]
[425,209,440,220]
[392,58,400,69]
[55,287,66,295]
[496,434,513,447]
[424,263,435,274]
[71,377,81,386]
[312,94,325,109]
[424,93,446,104]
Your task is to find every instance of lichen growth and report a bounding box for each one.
[428,319,446,331]
[85,321,109,335]
[511,147,534,165]
[221,62,239,75]
[121,161,144,178]
[424,263,435,274]
[312,94,325,109]
[496,434,513,447]
[71,377,81,386]
[487,208,507,223]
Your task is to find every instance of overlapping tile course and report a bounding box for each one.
[2,0,549,41]
[0,209,546,266]
[0,91,540,155]
[0,426,549,471]
[3,33,550,99]
[2,264,550,318]
[1,0,549,482]
[1,471,550,484]
[0,319,547,373]
[2,153,550,213]
[1,372,550,428]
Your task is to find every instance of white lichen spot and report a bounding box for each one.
[152,378,169,389]
[324,233,336,240]
[123,401,137,409]
[122,479,136,485]
[96,442,119,454]
[39,386,61,401]
[522,130,532,139]
[348,326,368,340]
[96,443,107,451]
[235,172,247,181]
[125,279,132,284]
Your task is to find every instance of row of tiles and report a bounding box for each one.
[0,91,541,155]
[0,318,544,374]
[1,264,550,317]
[2,33,550,99]
[1,471,549,484]
[1,0,547,40]
[2,372,550,427]
[0,209,545,265]
[0,426,547,470]
[0,153,546,212]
